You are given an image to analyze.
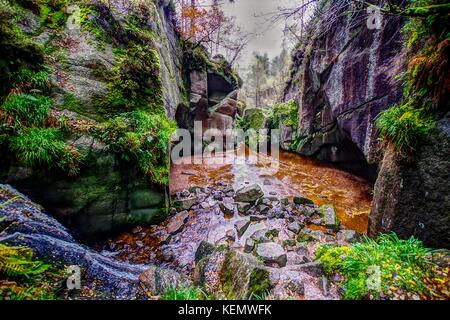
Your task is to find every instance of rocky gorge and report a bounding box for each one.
[0,0,449,301]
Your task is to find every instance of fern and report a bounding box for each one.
[0,244,49,277]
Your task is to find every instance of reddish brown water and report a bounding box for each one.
[171,148,373,234]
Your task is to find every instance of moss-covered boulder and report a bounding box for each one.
[194,246,272,300]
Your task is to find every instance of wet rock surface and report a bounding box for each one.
[102,181,362,299]
[0,184,189,300]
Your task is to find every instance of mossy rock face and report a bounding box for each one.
[7,143,168,240]
[219,249,272,300]
[0,1,183,239]
[242,108,267,131]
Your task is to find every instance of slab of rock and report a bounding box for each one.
[250,215,268,222]
[166,211,189,235]
[139,265,191,296]
[219,202,235,215]
[195,249,271,300]
[287,222,302,234]
[250,229,270,243]
[338,230,357,243]
[294,196,315,206]
[321,205,337,228]
[226,229,236,241]
[244,238,255,253]
[173,197,197,211]
[236,202,252,214]
[235,219,251,237]
[195,241,215,263]
[256,243,288,268]
[234,184,264,203]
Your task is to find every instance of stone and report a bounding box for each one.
[285,279,305,296]
[234,184,264,203]
[339,230,357,243]
[250,229,270,243]
[287,222,302,234]
[195,241,215,263]
[250,215,268,222]
[236,202,252,214]
[234,219,251,237]
[226,229,236,241]
[256,204,270,214]
[195,249,271,300]
[181,190,191,197]
[256,243,288,268]
[321,205,337,228]
[219,202,235,215]
[166,211,189,235]
[293,197,315,206]
[139,266,191,296]
[173,197,197,211]
[369,116,450,248]
[297,230,318,242]
[244,238,255,253]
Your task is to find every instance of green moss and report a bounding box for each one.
[247,268,272,300]
[92,110,176,186]
[376,101,435,157]
[267,100,298,129]
[98,44,164,116]
[2,94,51,126]
[315,234,441,300]
[9,127,83,176]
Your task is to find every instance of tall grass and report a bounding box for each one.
[317,234,439,300]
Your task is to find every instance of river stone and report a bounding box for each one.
[226,229,236,241]
[195,241,215,263]
[321,205,337,228]
[256,204,271,215]
[294,197,315,206]
[219,202,235,215]
[256,243,287,268]
[338,230,357,243]
[287,222,302,234]
[173,197,197,211]
[139,266,192,296]
[297,230,318,242]
[250,229,270,243]
[236,202,252,214]
[244,238,255,253]
[234,184,264,203]
[234,219,251,237]
[166,211,189,235]
[250,215,268,222]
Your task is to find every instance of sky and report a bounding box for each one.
[219,0,299,69]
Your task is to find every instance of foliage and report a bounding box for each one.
[0,243,64,300]
[237,108,265,132]
[376,100,435,157]
[93,111,177,185]
[316,234,444,300]
[2,94,51,127]
[98,44,163,115]
[161,287,209,300]
[267,100,298,129]
[377,0,449,157]
[9,127,83,176]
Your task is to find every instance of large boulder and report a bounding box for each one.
[234,184,264,203]
[194,247,272,300]
[256,242,288,268]
[369,115,450,248]
[284,0,405,181]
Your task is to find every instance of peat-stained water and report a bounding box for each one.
[171,148,373,234]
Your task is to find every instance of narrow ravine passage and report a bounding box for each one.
[97,148,373,299]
